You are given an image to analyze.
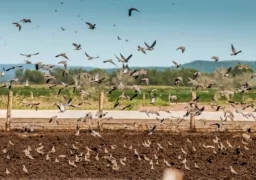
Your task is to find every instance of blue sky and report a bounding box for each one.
[0,0,255,68]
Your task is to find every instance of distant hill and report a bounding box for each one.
[181,60,256,72]
[0,60,255,82]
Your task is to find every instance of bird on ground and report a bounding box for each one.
[22,165,28,174]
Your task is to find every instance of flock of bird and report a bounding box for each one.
[2,1,256,132]
[0,1,255,179]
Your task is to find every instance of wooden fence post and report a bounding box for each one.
[99,91,104,111]
[6,91,13,132]
[30,91,34,100]
[190,91,196,131]
[190,113,196,131]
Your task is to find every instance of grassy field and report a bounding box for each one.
[0,85,255,110]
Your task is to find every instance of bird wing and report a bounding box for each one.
[150,125,156,133]
[72,43,78,48]
[86,22,92,26]
[144,42,150,48]
[231,44,236,53]
[126,54,133,62]
[172,61,178,66]
[114,54,122,62]
[63,54,69,60]
[58,88,62,95]
[128,9,132,16]
[110,60,118,67]
[150,40,156,48]
[226,67,232,74]
[68,82,75,86]
[85,52,91,58]
[32,52,39,56]
[56,103,61,111]
[67,98,72,105]
[120,53,126,61]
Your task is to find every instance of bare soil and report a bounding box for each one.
[0,130,255,180]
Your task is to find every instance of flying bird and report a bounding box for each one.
[146,125,156,135]
[20,53,39,58]
[72,43,81,50]
[5,66,22,71]
[231,44,242,56]
[85,52,99,60]
[172,61,181,68]
[144,40,156,51]
[211,56,219,62]
[103,59,118,67]
[85,22,96,30]
[223,67,232,77]
[138,46,147,54]
[55,53,69,60]
[176,46,185,53]
[20,19,31,23]
[56,102,65,113]
[119,53,133,63]
[128,8,140,17]
[58,61,68,69]
[12,22,21,31]
[117,36,122,40]
[35,62,43,70]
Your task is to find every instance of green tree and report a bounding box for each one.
[14,68,25,82]
[24,69,44,84]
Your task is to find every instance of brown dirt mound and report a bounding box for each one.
[0,130,255,180]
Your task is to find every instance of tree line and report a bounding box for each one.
[14,64,253,87]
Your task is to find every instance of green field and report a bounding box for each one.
[0,85,255,110]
